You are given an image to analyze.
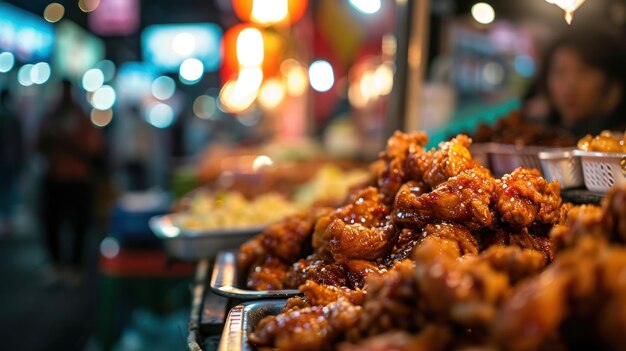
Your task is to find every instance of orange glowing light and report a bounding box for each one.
[232,0,308,26]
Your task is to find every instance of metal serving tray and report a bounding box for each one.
[210,250,301,299]
[149,214,264,261]
[218,300,286,351]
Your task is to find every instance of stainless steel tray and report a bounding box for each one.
[149,214,264,261]
[210,250,301,299]
[218,300,286,351]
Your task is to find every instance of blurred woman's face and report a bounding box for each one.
[547,48,614,126]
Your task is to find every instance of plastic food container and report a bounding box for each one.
[538,148,583,189]
[573,150,626,193]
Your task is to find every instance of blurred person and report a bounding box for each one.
[37,80,103,286]
[525,27,626,137]
[0,90,23,238]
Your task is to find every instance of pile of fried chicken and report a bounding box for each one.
[236,131,626,351]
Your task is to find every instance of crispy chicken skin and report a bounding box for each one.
[393,166,496,230]
[495,168,562,228]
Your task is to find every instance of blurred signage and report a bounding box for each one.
[88,0,140,36]
[53,20,105,79]
[142,23,223,72]
[116,62,157,100]
[0,2,55,62]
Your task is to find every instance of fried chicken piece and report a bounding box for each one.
[477,245,546,284]
[282,296,311,312]
[300,280,367,306]
[313,187,390,259]
[495,168,562,228]
[347,260,421,339]
[602,184,626,243]
[386,228,422,265]
[260,211,316,263]
[393,166,496,230]
[328,220,397,262]
[422,222,479,256]
[285,256,348,289]
[412,239,510,326]
[340,327,451,351]
[420,134,477,188]
[345,259,388,289]
[238,208,331,272]
[249,298,362,351]
[493,237,626,351]
[481,226,555,263]
[377,131,430,204]
[246,256,289,290]
[550,205,603,251]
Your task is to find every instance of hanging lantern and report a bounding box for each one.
[231,0,308,27]
[545,0,587,25]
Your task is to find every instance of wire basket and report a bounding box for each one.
[538,149,583,189]
[487,144,545,178]
[573,150,626,193]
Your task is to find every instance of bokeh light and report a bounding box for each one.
[90,108,113,127]
[251,0,288,25]
[237,28,264,67]
[374,63,394,95]
[146,103,175,128]
[0,52,15,73]
[78,0,101,12]
[483,62,505,85]
[43,2,64,23]
[309,60,334,92]
[258,78,285,110]
[348,0,381,14]
[193,95,217,119]
[151,76,176,100]
[280,59,307,96]
[172,32,196,56]
[31,62,51,85]
[92,85,116,110]
[100,237,119,258]
[82,68,105,92]
[96,60,116,82]
[219,67,263,113]
[514,55,535,78]
[252,155,273,171]
[179,58,204,84]
[17,64,34,87]
[471,2,495,24]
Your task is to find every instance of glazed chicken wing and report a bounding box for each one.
[246,256,289,290]
[393,166,496,230]
[495,168,561,228]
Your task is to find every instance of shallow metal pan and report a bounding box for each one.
[210,250,301,299]
[218,300,286,351]
[149,214,264,261]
